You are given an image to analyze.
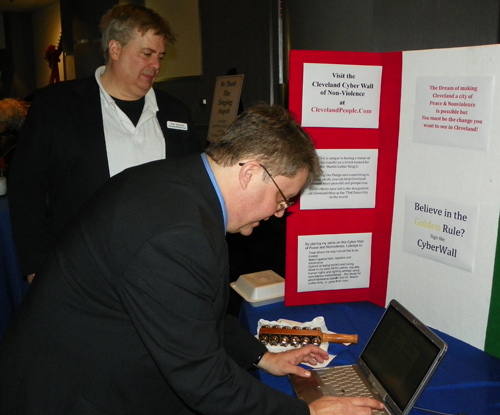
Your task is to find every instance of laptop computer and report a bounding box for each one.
[289,299,447,415]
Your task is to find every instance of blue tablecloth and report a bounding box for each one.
[0,196,28,339]
[239,300,500,415]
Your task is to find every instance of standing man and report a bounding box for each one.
[8,4,203,282]
[0,103,383,415]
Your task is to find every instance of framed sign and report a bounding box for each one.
[207,74,244,142]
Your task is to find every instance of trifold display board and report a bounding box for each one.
[286,46,500,351]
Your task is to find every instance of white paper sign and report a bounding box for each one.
[301,63,382,128]
[402,194,478,271]
[301,149,378,210]
[298,233,371,292]
[413,76,493,150]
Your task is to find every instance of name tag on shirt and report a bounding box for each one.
[167,121,188,131]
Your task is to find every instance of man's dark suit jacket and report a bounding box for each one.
[8,75,203,275]
[0,154,309,415]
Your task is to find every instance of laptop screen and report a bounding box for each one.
[360,303,442,411]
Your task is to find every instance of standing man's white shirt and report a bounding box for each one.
[95,66,166,177]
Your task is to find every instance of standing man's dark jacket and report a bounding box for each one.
[0,154,309,415]
[8,75,203,275]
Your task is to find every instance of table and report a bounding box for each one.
[0,195,28,339]
[239,300,500,415]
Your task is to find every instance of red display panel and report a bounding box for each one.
[285,50,402,307]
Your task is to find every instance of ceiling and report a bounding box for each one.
[0,0,58,13]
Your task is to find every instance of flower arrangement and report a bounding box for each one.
[0,98,27,177]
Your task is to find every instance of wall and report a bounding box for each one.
[32,2,63,89]
[372,0,500,52]
[285,0,374,53]
[146,0,203,82]
[0,2,63,99]
[0,12,35,99]
[59,0,116,79]
[285,0,499,53]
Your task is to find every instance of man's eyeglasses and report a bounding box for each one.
[239,162,295,213]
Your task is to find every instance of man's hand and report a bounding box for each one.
[27,274,35,284]
[309,396,385,415]
[256,345,329,377]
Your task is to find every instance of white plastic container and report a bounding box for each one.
[230,270,284,307]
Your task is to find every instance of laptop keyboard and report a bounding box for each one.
[316,366,387,415]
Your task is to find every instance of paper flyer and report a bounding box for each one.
[297,233,372,293]
[301,63,382,128]
[301,149,378,210]
[402,194,479,271]
[413,76,493,150]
